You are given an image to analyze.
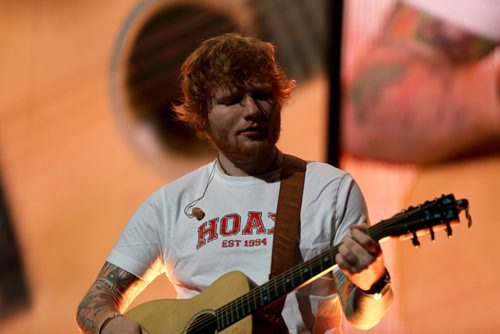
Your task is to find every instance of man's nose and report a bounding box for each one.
[241,94,264,118]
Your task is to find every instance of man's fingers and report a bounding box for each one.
[338,239,373,274]
[338,242,359,266]
[350,223,369,232]
[350,226,381,257]
[337,230,384,275]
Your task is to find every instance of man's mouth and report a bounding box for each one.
[238,126,267,139]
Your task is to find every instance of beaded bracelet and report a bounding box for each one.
[99,312,121,334]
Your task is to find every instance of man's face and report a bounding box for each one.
[207,83,281,162]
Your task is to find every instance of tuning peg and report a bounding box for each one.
[446,222,453,237]
[429,227,435,241]
[466,209,472,229]
[412,232,420,248]
[457,199,472,228]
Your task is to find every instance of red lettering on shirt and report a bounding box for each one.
[267,212,276,235]
[220,214,241,236]
[197,218,218,249]
[242,211,267,235]
[196,211,276,250]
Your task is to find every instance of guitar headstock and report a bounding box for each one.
[371,194,472,247]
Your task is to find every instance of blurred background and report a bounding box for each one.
[0,0,498,333]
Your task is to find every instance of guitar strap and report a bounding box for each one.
[256,154,306,330]
[270,154,307,279]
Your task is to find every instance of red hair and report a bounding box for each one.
[174,33,295,141]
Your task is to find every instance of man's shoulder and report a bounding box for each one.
[302,161,357,193]
[305,160,350,177]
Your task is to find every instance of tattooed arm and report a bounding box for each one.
[334,224,393,329]
[76,261,149,334]
[344,2,499,163]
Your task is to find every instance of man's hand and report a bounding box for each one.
[335,224,386,291]
[102,315,149,334]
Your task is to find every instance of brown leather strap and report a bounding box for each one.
[270,154,307,279]
[262,154,306,325]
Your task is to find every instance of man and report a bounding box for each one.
[345,0,500,164]
[77,33,392,334]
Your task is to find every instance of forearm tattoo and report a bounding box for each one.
[333,270,357,317]
[388,3,495,62]
[76,262,144,333]
[350,63,407,123]
[349,2,496,136]
[97,261,142,305]
[333,269,393,327]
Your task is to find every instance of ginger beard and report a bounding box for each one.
[207,93,282,164]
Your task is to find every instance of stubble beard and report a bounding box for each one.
[211,123,281,163]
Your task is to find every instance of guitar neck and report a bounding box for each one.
[215,194,469,331]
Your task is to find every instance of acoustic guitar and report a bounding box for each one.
[125,194,471,334]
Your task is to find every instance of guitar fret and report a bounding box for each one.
[221,312,227,331]
[242,295,249,317]
[262,288,270,304]
[281,276,290,294]
[253,288,258,311]
[216,308,224,330]
[225,306,231,329]
[236,296,242,321]
[229,302,234,326]
[272,276,280,299]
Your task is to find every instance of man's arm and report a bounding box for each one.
[344,2,499,163]
[334,225,393,329]
[76,261,148,334]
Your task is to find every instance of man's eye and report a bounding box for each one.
[221,95,243,105]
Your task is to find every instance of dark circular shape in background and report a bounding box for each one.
[110,0,242,169]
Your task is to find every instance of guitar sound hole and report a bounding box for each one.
[185,310,217,334]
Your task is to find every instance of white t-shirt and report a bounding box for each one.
[404,0,500,41]
[108,160,368,333]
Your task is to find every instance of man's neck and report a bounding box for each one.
[217,148,282,176]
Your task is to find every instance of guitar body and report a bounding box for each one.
[125,271,253,334]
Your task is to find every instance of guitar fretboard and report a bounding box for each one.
[214,194,468,331]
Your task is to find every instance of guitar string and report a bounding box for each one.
[173,204,463,333]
